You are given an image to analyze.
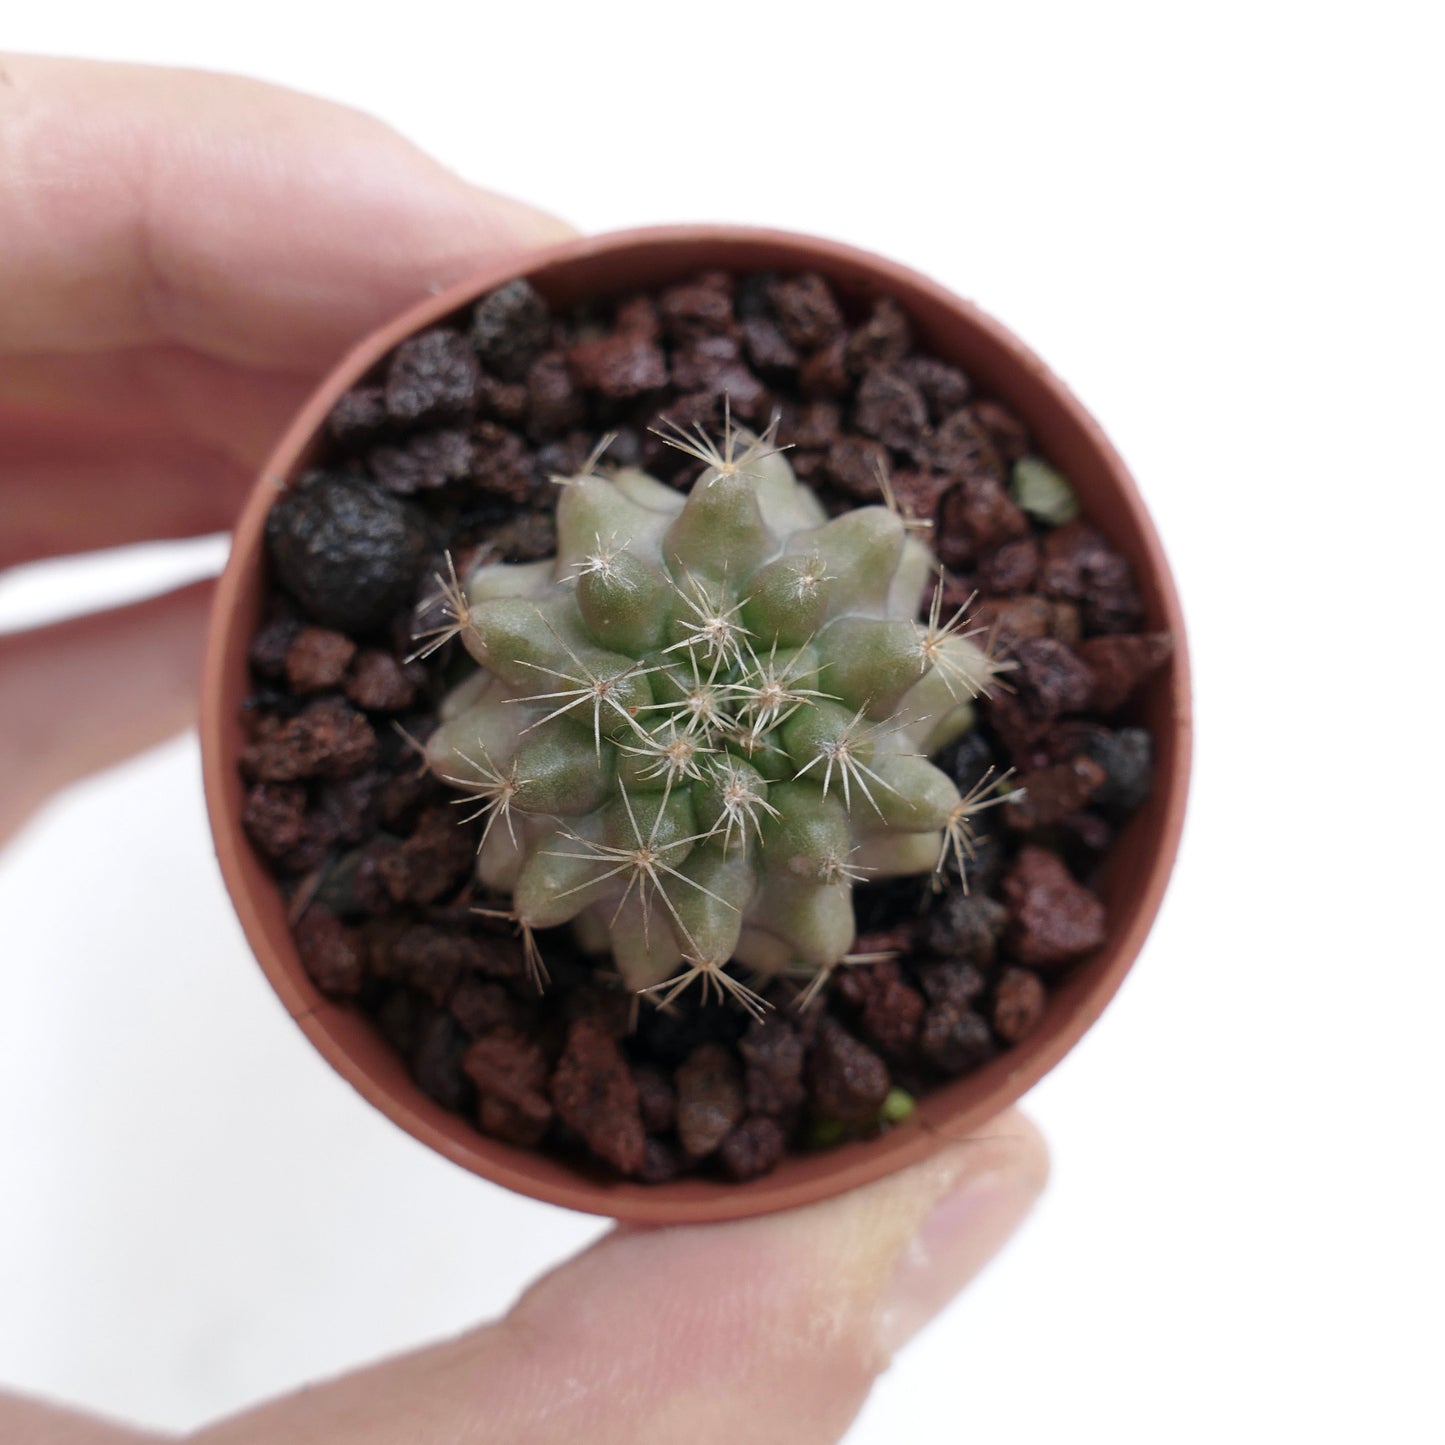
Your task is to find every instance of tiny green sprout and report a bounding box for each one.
[1011,454,1080,525]
[881,1087,917,1125]
[423,416,1008,1013]
[805,1117,849,1150]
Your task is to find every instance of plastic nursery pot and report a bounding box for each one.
[201,225,1192,1224]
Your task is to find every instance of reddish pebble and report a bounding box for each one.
[719,1116,787,1182]
[808,1018,890,1125]
[613,294,662,339]
[739,1016,807,1116]
[936,474,1030,567]
[675,1043,747,1159]
[1012,637,1096,722]
[391,924,481,1004]
[789,399,843,449]
[474,372,529,426]
[985,689,1056,771]
[633,1065,677,1134]
[824,434,890,498]
[886,467,953,528]
[853,365,929,453]
[972,398,1032,462]
[369,428,473,495]
[972,595,1054,644]
[295,905,366,997]
[846,297,913,373]
[919,1001,995,1075]
[1038,520,1133,600]
[740,314,799,373]
[799,335,850,398]
[377,806,474,905]
[1079,633,1174,713]
[284,627,356,694]
[242,781,308,859]
[767,273,845,350]
[478,1092,553,1148]
[992,967,1048,1043]
[525,352,586,438]
[930,408,1007,486]
[658,275,735,340]
[550,1020,646,1175]
[344,650,418,712]
[567,330,668,398]
[241,698,377,782]
[977,536,1040,596]
[465,1030,553,1146]
[1001,846,1108,967]
[471,421,538,503]
[450,977,525,1037]
[857,960,926,1058]
[1004,755,1108,830]
[899,355,972,419]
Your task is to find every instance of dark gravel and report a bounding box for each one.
[243,265,1172,1185]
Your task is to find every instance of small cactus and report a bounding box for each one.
[420,414,1013,1014]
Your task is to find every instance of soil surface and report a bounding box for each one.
[240,267,1171,1184]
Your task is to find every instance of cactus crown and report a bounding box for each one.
[421,414,1012,1014]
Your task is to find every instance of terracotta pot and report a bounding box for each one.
[201,226,1191,1224]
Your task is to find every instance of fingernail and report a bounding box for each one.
[875,1169,1042,1356]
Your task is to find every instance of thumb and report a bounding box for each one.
[194,1111,1047,1445]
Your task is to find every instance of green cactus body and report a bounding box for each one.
[421,422,1010,1010]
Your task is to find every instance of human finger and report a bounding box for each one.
[0,580,210,847]
[0,415,251,568]
[0,1392,169,1444]
[0,347,313,474]
[0,54,576,371]
[192,1113,1047,1445]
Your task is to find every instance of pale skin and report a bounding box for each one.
[0,55,1049,1443]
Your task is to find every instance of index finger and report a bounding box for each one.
[0,54,575,371]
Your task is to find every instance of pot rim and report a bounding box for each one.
[201,224,1193,1223]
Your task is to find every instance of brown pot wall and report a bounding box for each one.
[200,226,1192,1224]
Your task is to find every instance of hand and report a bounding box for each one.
[0,55,1048,1444]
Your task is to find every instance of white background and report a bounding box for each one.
[2,3,1443,1441]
